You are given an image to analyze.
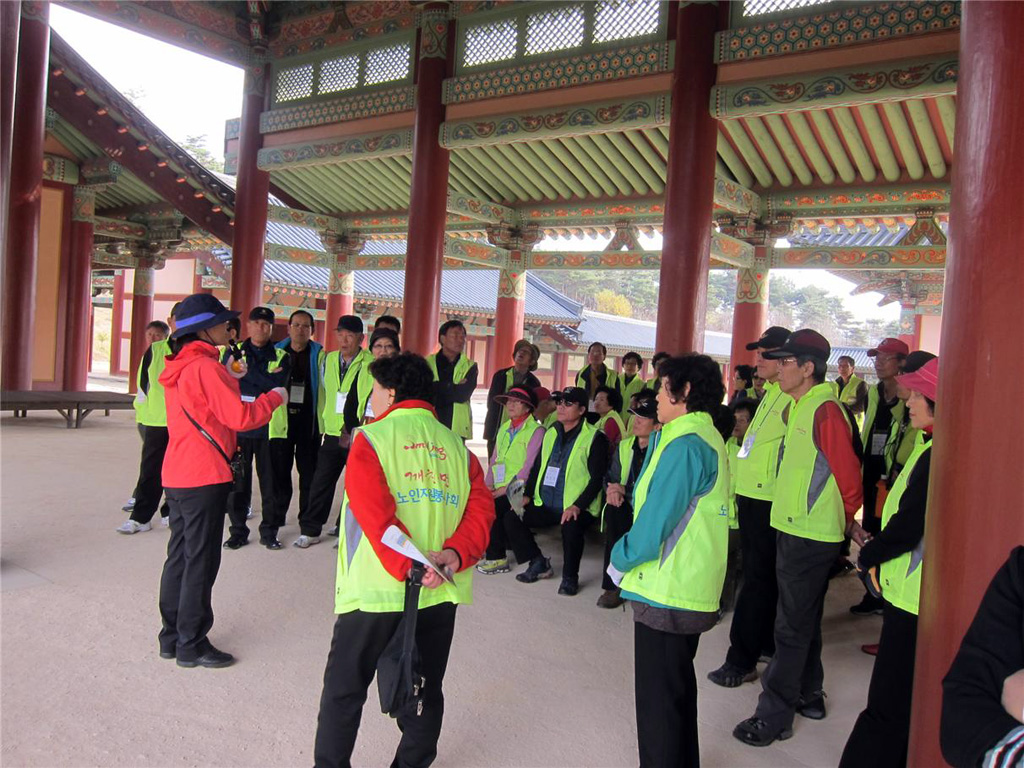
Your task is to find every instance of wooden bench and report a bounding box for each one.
[1,391,136,429]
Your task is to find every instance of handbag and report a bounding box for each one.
[377,563,427,719]
[181,406,246,491]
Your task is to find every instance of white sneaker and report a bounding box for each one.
[246,506,254,520]
[116,519,152,535]
[161,516,170,527]
[293,535,320,549]
[121,497,136,512]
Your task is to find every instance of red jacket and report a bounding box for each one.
[345,400,495,581]
[159,341,283,488]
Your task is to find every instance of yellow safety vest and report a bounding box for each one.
[335,407,474,613]
[619,411,730,612]
[601,434,638,530]
[542,411,558,429]
[879,440,931,616]
[265,347,294,439]
[861,384,905,451]
[491,416,543,490]
[354,362,376,424]
[133,339,170,427]
[771,383,853,543]
[596,409,625,439]
[533,420,602,516]
[725,436,740,530]
[576,366,619,398]
[831,374,864,406]
[427,353,476,440]
[320,348,373,437]
[735,381,792,501]
[619,373,647,420]
[885,410,921,477]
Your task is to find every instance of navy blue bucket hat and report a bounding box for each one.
[172,293,240,339]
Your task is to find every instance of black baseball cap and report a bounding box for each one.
[336,315,364,333]
[172,294,239,339]
[745,326,791,351]
[629,399,658,420]
[903,350,936,374]
[494,386,538,410]
[761,329,831,361]
[551,386,588,408]
[248,306,275,323]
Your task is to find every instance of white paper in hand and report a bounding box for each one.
[381,525,453,583]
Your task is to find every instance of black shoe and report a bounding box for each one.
[223,536,248,550]
[327,525,339,537]
[850,593,884,616]
[797,690,827,720]
[733,717,793,747]
[159,648,175,660]
[515,556,553,584]
[176,646,235,669]
[708,661,757,688]
[260,537,283,550]
[557,576,579,596]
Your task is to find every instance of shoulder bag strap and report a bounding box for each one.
[181,406,234,470]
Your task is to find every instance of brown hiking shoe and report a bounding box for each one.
[596,588,625,609]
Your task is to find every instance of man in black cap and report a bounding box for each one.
[223,307,291,550]
[504,386,609,595]
[297,315,372,549]
[734,329,864,748]
[709,326,792,690]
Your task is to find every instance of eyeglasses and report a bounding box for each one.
[290,323,312,330]
[778,357,799,366]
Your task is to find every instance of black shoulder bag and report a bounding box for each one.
[377,563,427,719]
[181,406,246,492]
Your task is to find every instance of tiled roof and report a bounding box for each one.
[828,346,874,370]
[577,310,733,359]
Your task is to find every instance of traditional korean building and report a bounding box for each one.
[2,2,1022,763]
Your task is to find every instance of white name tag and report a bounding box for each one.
[543,466,560,487]
[241,394,256,403]
[493,463,506,486]
[364,400,374,418]
[737,430,757,459]
[871,432,887,456]
[290,383,306,404]
[336,392,347,414]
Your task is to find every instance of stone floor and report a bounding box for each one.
[1,405,881,767]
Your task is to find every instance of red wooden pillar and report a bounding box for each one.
[729,246,769,371]
[908,2,1024,765]
[323,243,359,351]
[912,313,925,351]
[109,270,125,375]
[655,1,720,355]
[493,263,526,372]
[552,351,569,391]
[127,264,155,394]
[63,188,95,391]
[402,4,453,356]
[229,55,270,319]
[1,0,21,249]
[1,1,49,390]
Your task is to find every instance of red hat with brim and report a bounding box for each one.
[867,338,910,357]
[896,357,939,401]
[495,387,538,410]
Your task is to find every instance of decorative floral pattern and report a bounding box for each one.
[42,155,79,185]
[260,86,416,133]
[258,130,413,169]
[773,247,946,269]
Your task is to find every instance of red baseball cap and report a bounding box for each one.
[533,386,551,403]
[867,338,909,357]
[896,357,939,401]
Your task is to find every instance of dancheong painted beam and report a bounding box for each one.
[257,130,414,171]
[773,245,946,270]
[765,184,951,219]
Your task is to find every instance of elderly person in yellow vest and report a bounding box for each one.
[297,315,373,550]
[504,386,609,596]
[483,338,541,458]
[314,352,494,768]
[831,355,868,415]
[118,312,176,534]
[840,357,939,768]
[619,351,647,421]
[577,342,621,422]
[476,386,546,576]
[594,384,625,446]
[605,354,730,767]
[427,319,478,441]
[734,329,864,748]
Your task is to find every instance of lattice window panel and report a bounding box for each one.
[275,64,314,102]
[593,0,660,44]
[741,0,835,18]
[364,42,412,86]
[525,4,585,57]
[463,18,519,68]
[320,54,360,94]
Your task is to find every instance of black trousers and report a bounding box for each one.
[269,432,320,536]
[503,504,593,579]
[158,483,231,661]
[840,602,919,768]
[601,502,633,590]
[485,495,512,560]
[314,603,458,768]
[226,436,276,541]
[130,426,170,524]
[725,496,778,670]
[635,622,702,768]
[301,434,349,537]
[755,532,840,731]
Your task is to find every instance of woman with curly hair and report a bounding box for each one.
[607,354,730,767]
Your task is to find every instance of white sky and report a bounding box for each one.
[50,4,899,324]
